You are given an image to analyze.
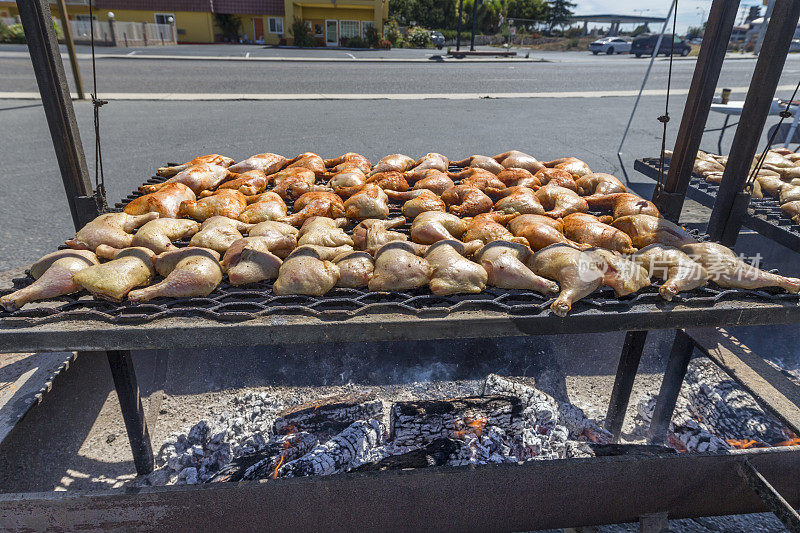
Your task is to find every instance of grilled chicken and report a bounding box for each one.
[271,167,330,201]
[239,192,288,223]
[229,153,287,175]
[451,155,504,174]
[369,242,432,291]
[73,247,156,302]
[533,168,577,191]
[66,212,158,252]
[284,192,346,227]
[334,251,374,288]
[157,154,234,177]
[447,168,506,191]
[545,157,592,177]
[476,241,559,295]
[124,218,200,254]
[400,190,447,219]
[405,153,450,180]
[681,242,800,293]
[612,215,695,248]
[531,244,604,316]
[366,171,410,192]
[125,182,196,218]
[492,150,545,173]
[585,192,660,220]
[425,240,487,295]
[562,213,637,254]
[0,250,99,311]
[587,248,651,296]
[781,200,800,223]
[190,216,254,253]
[141,163,232,194]
[222,237,286,285]
[495,168,540,189]
[344,183,390,220]
[273,246,340,296]
[411,169,455,195]
[410,211,468,244]
[463,212,526,245]
[214,169,268,196]
[286,152,326,177]
[368,154,415,176]
[179,189,248,221]
[328,168,367,198]
[575,173,627,198]
[298,217,354,247]
[128,248,223,303]
[633,244,710,300]
[248,220,299,239]
[508,214,585,250]
[324,153,372,175]
[535,184,589,218]
[352,217,408,255]
[493,186,546,215]
[441,184,493,216]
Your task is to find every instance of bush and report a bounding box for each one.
[291,17,314,47]
[0,21,26,43]
[378,39,392,49]
[344,36,367,48]
[566,37,579,49]
[213,13,242,42]
[364,25,381,48]
[385,19,402,45]
[436,29,472,42]
[407,27,432,48]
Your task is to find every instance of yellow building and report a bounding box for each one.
[0,0,387,46]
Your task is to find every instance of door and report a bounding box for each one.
[325,20,338,46]
[253,17,264,42]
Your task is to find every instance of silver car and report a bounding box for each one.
[589,36,632,55]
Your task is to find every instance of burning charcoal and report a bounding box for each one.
[636,394,731,453]
[558,403,613,444]
[389,396,523,448]
[273,392,384,440]
[353,438,462,472]
[209,432,318,482]
[448,425,521,466]
[280,419,386,477]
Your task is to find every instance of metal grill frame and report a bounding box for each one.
[635,157,800,251]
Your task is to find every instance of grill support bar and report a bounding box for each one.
[737,459,800,533]
[647,329,695,444]
[605,330,648,441]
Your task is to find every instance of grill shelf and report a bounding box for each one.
[1,164,798,327]
[634,157,800,251]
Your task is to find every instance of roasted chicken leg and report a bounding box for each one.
[633,244,710,300]
[476,241,559,295]
[425,240,488,295]
[128,247,223,302]
[66,212,158,252]
[73,247,156,302]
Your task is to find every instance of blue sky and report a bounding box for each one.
[575,0,765,33]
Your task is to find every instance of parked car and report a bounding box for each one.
[430,31,445,49]
[631,34,692,57]
[589,36,632,55]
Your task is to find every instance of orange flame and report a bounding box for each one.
[725,438,765,449]
[271,455,285,479]
[667,434,688,453]
[775,437,800,447]
[453,417,487,439]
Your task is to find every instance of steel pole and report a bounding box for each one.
[654,0,740,221]
[456,0,464,51]
[470,0,478,51]
[16,0,97,231]
[707,0,800,245]
[55,0,85,100]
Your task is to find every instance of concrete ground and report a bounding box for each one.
[0,44,798,530]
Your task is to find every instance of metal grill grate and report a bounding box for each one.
[1,164,797,326]
[634,157,800,251]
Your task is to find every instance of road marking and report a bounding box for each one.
[345,53,356,59]
[245,52,250,58]
[2,85,797,101]
[127,51,137,56]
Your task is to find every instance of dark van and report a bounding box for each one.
[631,34,691,57]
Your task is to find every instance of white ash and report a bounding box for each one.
[636,394,730,453]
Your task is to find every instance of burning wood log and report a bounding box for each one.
[273,392,384,439]
[208,432,318,482]
[279,419,385,477]
[353,438,463,472]
[389,396,523,447]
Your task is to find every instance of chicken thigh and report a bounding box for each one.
[66,212,158,252]
[405,153,450,180]
[222,237,285,285]
[575,173,627,198]
[366,171,410,192]
[228,153,287,175]
[327,168,367,198]
[190,216,254,253]
[1,250,99,311]
[344,183,390,220]
[451,155,504,174]
[494,168,540,189]
[425,240,487,295]
[476,241,559,295]
[441,184,493,216]
[157,154,234,177]
[285,192,346,227]
[125,182,196,219]
[73,247,156,302]
[531,244,604,316]
[334,251,374,288]
[533,168,577,191]
[586,248,651,296]
[545,157,592,177]
[369,242,432,291]
[272,246,340,296]
[126,218,200,254]
[352,217,408,255]
[239,192,288,223]
[492,151,545,173]
[142,163,232,194]
[271,167,329,201]
[633,244,710,300]
[585,192,660,220]
[214,169,268,196]
[463,212,526,245]
[410,211,468,244]
[535,184,589,218]
[562,213,636,254]
[368,154,415,176]
[128,248,223,302]
[324,153,372,175]
[508,214,584,250]
[397,190,447,219]
[179,189,247,221]
[493,186,546,215]
[286,152,326,177]
[298,216,354,247]
[447,168,506,191]
[612,215,695,249]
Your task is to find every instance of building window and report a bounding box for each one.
[268,17,283,34]
[360,20,374,38]
[154,13,174,26]
[340,20,360,40]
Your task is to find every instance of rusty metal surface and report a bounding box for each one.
[0,446,797,532]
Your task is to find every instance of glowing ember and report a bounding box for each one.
[775,437,800,447]
[271,455,285,479]
[454,417,488,439]
[724,439,766,449]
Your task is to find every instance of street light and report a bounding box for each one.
[107,11,114,19]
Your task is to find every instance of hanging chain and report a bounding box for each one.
[655,0,679,197]
[743,78,800,193]
[88,0,108,212]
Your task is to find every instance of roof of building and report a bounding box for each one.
[572,14,667,24]
[93,1,284,15]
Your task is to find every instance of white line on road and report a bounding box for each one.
[245,52,250,58]
[345,53,356,59]
[126,51,137,56]
[2,85,796,101]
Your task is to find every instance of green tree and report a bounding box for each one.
[213,14,242,42]
[685,24,705,40]
[546,0,575,31]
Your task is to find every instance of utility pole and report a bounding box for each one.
[56,0,85,99]
[470,0,479,51]
[754,0,775,55]
[456,0,464,51]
